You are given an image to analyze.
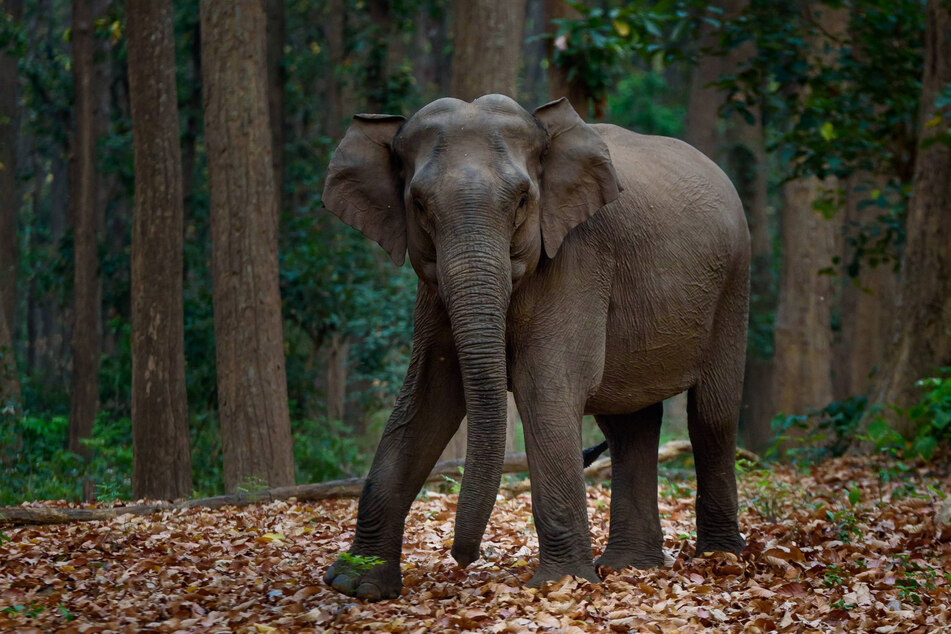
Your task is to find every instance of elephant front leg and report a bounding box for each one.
[513,377,599,587]
[324,286,465,601]
[595,404,666,570]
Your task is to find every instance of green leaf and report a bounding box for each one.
[848,486,860,507]
[820,121,837,142]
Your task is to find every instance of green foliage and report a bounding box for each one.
[292,417,370,483]
[772,369,951,468]
[543,0,702,106]
[605,71,685,137]
[768,395,869,464]
[337,552,385,572]
[906,370,951,460]
[735,457,792,523]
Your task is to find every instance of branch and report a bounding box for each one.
[0,442,758,526]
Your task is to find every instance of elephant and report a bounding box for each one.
[320,94,749,601]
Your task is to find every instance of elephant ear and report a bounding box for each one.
[322,113,407,265]
[533,98,622,259]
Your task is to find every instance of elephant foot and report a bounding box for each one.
[595,546,666,570]
[526,562,601,588]
[694,533,746,558]
[323,554,402,601]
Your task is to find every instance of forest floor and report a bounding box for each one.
[1,454,950,633]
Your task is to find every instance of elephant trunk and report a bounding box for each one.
[438,241,511,568]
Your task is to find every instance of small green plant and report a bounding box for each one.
[96,479,123,504]
[658,475,693,500]
[1,603,44,618]
[338,552,385,572]
[907,370,951,460]
[736,459,793,523]
[58,604,73,622]
[823,564,845,588]
[768,395,869,465]
[236,475,269,495]
[440,466,464,494]
[892,554,938,605]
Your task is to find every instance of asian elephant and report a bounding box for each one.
[321,94,749,601]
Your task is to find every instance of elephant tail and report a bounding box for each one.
[582,441,609,467]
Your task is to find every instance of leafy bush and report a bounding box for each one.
[768,395,869,464]
[292,416,370,484]
[771,368,951,465]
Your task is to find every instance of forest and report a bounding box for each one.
[0,0,950,630]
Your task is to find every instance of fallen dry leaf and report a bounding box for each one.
[0,454,948,632]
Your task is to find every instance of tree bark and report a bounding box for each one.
[685,10,723,160]
[770,4,848,428]
[265,0,284,214]
[127,0,193,500]
[326,332,348,422]
[543,0,588,116]
[835,173,899,400]
[201,0,295,492]
[0,0,23,354]
[772,177,836,417]
[324,0,345,138]
[0,292,19,408]
[722,0,774,451]
[450,0,528,102]
[870,0,951,435]
[68,0,103,458]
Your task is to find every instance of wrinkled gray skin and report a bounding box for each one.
[321,95,749,601]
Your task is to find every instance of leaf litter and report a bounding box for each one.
[1,454,949,632]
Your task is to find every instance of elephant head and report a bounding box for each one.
[322,95,621,566]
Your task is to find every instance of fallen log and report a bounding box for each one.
[0,441,757,526]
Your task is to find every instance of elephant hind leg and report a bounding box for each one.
[687,286,747,556]
[594,403,666,570]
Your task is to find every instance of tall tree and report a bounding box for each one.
[0,0,23,358]
[770,3,847,422]
[835,173,898,400]
[126,0,192,500]
[871,0,951,436]
[720,0,773,451]
[684,10,722,159]
[68,0,103,457]
[201,0,295,492]
[543,0,587,115]
[439,0,528,462]
[265,0,284,212]
[0,293,18,408]
[450,0,528,101]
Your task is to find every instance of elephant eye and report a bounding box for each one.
[517,194,527,209]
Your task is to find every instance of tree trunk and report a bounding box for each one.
[127,0,193,500]
[450,0,528,102]
[68,0,103,458]
[441,0,527,461]
[201,0,295,492]
[770,4,847,429]
[722,0,774,451]
[834,173,899,400]
[522,0,547,105]
[265,0,284,214]
[324,0,345,138]
[543,0,588,116]
[685,10,723,160]
[870,0,951,435]
[181,17,202,214]
[0,0,23,356]
[772,177,836,418]
[0,292,19,408]
[326,332,348,422]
